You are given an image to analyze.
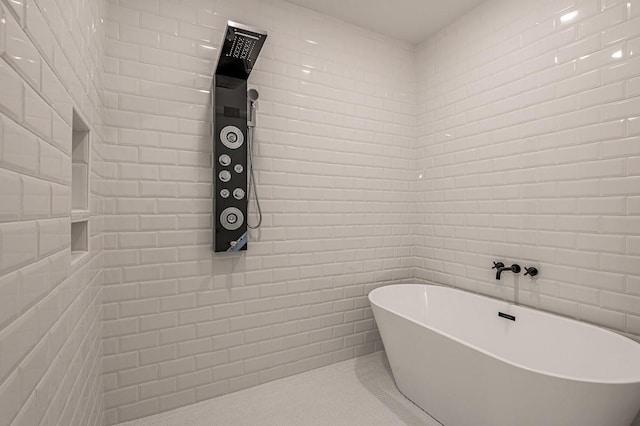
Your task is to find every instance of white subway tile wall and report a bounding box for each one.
[101,0,416,423]
[0,0,106,425]
[415,0,640,340]
[1,0,640,423]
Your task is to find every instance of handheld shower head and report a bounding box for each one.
[247,89,259,128]
[245,89,262,229]
[248,89,259,103]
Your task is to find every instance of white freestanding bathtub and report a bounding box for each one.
[369,284,640,426]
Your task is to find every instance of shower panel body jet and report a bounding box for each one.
[213,21,267,252]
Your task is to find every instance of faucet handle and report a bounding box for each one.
[524,266,538,277]
[492,261,505,270]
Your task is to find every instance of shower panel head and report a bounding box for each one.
[215,21,267,80]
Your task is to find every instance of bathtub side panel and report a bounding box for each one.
[372,303,640,426]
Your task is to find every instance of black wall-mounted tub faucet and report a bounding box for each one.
[494,263,521,280]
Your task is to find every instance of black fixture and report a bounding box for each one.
[495,263,521,280]
[524,266,539,277]
[213,21,267,253]
[498,312,516,321]
[491,261,505,270]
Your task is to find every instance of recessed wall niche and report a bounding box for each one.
[71,220,89,254]
[71,109,90,262]
[72,109,90,212]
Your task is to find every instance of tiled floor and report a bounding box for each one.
[118,351,441,426]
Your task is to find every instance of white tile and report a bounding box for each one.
[0,62,24,122]
[118,399,160,423]
[0,221,37,274]
[139,377,176,400]
[24,85,52,141]
[0,4,4,55]
[577,3,626,38]
[17,333,48,405]
[1,114,39,175]
[120,59,159,81]
[12,392,36,426]
[0,304,39,381]
[578,82,625,108]
[105,386,139,410]
[556,70,601,98]
[557,33,600,63]
[602,17,640,45]
[0,167,21,221]
[121,25,160,48]
[120,94,159,114]
[21,175,50,219]
[158,2,197,24]
[140,346,176,366]
[601,216,640,233]
[603,57,640,84]
[578,268,625,292]
[575,43,626,74]
[41,64,73,125]
[631,0,640,19]
[600,289,640,314]
[48,248,68,287]
[628,236,640,255]
[140,13,178,35]
[119,128,159,146]
[51,111,71,155]
[25,0,54,64]
[94,0,640,421]
[629,315,640,336]
[629,35,640,58]
[0,272,17,330]
[2,9,40,89]
[631,74,640,98]
[0,370,18,425]
[602,137,640,158]
[556,1,601,29]
[4,1,25,23]
[139,147,176,165]
[577,233,625,253]
[578,304,626,331]
[38,141,63,182]
[37,217,67,256]
[50,182,69,217]
[159,34,196,55]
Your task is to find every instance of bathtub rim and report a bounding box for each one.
[369,282,640,385]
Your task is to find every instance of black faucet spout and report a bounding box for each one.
[496,264,521,280]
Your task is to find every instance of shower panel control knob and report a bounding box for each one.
[219,170,231,182]
[220,207,244,231]
[234,164,244,173]
[220,126,244,149]
[233,188,245,200]
[219,154,231,166]
[220,189,230,198]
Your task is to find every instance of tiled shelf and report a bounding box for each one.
[71,109,90,263]
[72,109,90,211]
[71,209,91,223]
[71,220,89,264]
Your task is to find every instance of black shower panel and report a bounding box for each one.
[213,76,248,252]
[213,22,266,252]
